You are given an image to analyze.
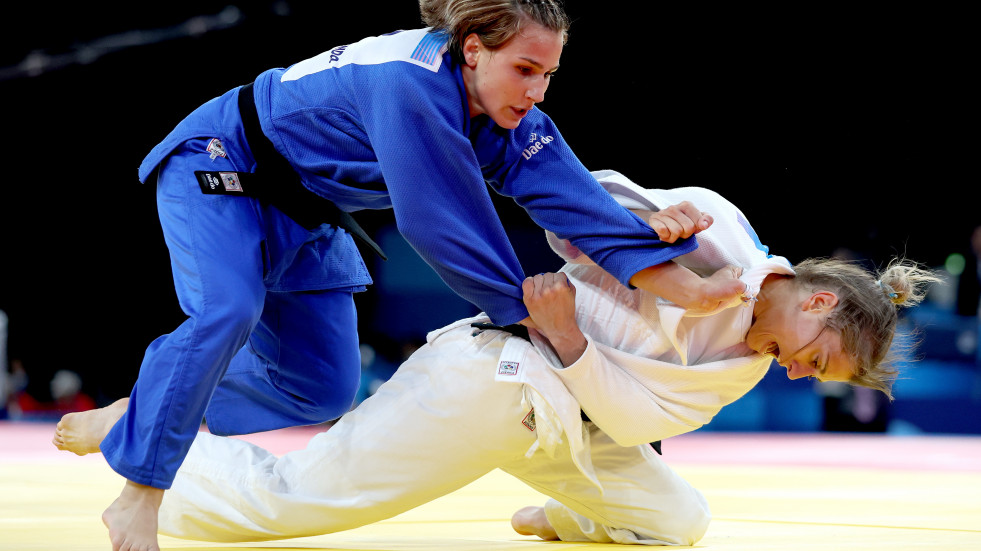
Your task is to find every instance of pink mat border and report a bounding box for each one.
[3,421,979,472]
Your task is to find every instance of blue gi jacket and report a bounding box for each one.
[138,28,696,325]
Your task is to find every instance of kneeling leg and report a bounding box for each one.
[503,426,710,545]
[205,289,361,435]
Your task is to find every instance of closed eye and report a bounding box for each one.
[814,356,828,379]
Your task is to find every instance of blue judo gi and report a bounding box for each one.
[103,28,698,489]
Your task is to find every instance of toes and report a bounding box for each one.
[52,428,67,449]
[510,506,539,535]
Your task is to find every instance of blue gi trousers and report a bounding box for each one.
[102,138,369,489]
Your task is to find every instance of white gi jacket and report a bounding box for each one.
[431,170,794,489]
[158,171,786,545]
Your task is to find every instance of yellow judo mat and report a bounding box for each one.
[2,421,980,551]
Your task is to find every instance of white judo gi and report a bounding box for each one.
[156,170,794,545]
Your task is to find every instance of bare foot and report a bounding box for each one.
[53,397,129,455]
[511,505,559,541]
[102,480,164,551]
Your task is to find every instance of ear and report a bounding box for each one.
[462,33,482,67]
[802,291,839,313]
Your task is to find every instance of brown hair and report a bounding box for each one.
[792,257,941,399]
[419,0,570,63]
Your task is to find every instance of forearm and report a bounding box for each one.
[629,262,705,308]
[548,329,588,368]
[523,315,588,368]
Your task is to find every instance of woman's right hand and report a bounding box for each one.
[521,272,587,367]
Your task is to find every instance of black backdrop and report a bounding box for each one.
[1,3,974,403]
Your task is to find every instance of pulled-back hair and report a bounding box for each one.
[419,0,570,63]
[792,257,941,399]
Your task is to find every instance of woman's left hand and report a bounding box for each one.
[649,201,713,243]
[683,265,748,316]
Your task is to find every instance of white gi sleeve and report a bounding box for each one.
[546,169,781,277]
[552,336,769,446]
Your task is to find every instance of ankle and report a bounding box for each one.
[120,480,165,506]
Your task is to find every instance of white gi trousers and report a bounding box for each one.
[158,324,710,545]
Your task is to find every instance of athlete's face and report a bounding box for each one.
[461,22,563,129]
[746,286,856,383]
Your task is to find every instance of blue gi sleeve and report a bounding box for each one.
[355,64,530,325]
[483,112,699,289]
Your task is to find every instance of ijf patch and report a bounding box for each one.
[498,361,519,376]
[522,408,536,431]
[206,138,227,160]
[217,172,243,192]
[195,171,247,195]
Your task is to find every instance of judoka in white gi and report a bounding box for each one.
[75,170,937,545]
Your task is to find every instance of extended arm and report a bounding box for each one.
[631,201,745,315]
[630,262,745,315]
[524,265,745,367]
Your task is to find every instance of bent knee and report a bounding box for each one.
[292,396,356,425]
[640,492,711,545]
[281,367,360,423]
[670,501,711,545]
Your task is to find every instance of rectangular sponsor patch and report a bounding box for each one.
[498,361,519,376]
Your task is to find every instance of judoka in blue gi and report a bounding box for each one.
[52,2,730,550]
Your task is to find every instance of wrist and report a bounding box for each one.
[631,262,704,309]
[547,332,587,368]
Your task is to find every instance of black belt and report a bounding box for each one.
[471,322,530,341]
[470,322,662,455]
[195,82,385,260]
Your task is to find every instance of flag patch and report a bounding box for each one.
[410,32,448,65]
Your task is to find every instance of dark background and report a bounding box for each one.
[1,3,975,406]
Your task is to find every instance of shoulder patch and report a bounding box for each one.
[411,31,449,66]
[282,29,447,82]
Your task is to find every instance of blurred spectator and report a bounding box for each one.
[0,309,8,419]
[955,225,981,318]
[819,381,890,432]
[0,308,96,421]
[8,367,96,421]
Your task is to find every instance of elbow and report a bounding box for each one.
[394,217,426,245]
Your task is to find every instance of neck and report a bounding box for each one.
[460,65,481,118]
[753,274,793,320]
